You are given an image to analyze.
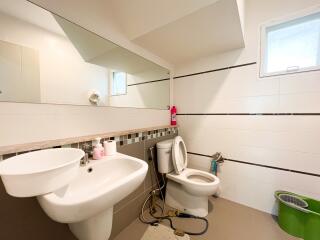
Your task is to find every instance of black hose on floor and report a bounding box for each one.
[139,196,209,236]
[149,210,209,236]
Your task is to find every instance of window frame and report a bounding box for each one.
[259,6,320,78]
[110,71,127,96]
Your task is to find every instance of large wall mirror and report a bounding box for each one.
[0,0,170,109]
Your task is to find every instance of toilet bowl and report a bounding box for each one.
[156,136,220,217]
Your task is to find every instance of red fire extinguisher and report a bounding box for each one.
[171,106,177,126]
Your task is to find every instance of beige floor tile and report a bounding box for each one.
[113,197,299,240]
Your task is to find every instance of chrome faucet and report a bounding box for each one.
[80,143,91,166]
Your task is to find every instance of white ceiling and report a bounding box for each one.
[108,0,220,40]
[5,0,245,67]
[107,0,245,65]
[132,0,245,65]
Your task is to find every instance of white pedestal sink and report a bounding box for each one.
[0,148,84,197]
[0,149,148,240]
[38,153,148,240]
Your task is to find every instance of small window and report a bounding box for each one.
[111,72,127,96]
[260,10,320,77]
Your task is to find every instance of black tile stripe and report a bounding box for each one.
[177,113,320,116]
[187,152,320,178]
[128,61,257,85]
[127,78,170,86]
[173,62,257,79]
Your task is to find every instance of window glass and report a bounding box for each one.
[261,11,320,76]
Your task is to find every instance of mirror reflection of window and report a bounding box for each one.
[111,72,127,96]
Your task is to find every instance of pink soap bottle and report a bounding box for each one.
[93,138,104,160]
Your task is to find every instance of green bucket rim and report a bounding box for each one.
[275,190,320,216]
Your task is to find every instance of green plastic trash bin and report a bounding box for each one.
[275,191,320,240]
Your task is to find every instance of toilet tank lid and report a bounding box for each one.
[156,139,174,149]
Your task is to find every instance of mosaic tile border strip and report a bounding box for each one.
[0,126,178,160]
[0,125,176,155]
[113,127,177,146]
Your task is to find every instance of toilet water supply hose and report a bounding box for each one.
[139,147,209,236]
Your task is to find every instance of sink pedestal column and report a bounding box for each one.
[69,207,113,240]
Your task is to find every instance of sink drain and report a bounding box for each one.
[87,167,93,173]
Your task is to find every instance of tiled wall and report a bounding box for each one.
[173,0,320,214]
[0,102,169,148]
[0,126,178,240]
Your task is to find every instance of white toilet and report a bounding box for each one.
[156,136,220,217]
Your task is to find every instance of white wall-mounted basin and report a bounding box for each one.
[37,153,148,240]
[0,148,84,197]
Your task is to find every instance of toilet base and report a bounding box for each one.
[68,207,113,240]
[165,180,208,217]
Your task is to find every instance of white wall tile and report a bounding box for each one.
[174,0,320,215]
[279,71,320,95]
[0,102,169,147]
[179,115,320,173]
[174,64,282,113]
[279,93,320,113]
[218,161,320,214]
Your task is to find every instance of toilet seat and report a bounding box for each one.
[167,168,218,186]
[167,168,220,196]
[169,136,220,196]
[172,136,188,174]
